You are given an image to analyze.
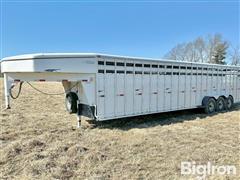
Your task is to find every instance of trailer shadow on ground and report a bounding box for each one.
[91,103,240,130]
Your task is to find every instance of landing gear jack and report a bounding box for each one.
[77,102,82,128]
[77,115,82,128]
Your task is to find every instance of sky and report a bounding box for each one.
[0,0,239,59]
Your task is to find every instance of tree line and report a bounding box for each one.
[164,34,240,65]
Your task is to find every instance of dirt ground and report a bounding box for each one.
[0,80,239,180]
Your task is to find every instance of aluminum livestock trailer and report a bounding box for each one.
[1,53,240,127]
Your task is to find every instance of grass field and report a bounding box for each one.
[0,80,239,179]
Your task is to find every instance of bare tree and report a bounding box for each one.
[164,42,196,62]
[164,43,187,61]
[229,46,240,65]
[193,37,206,63]
[164,33,229,64]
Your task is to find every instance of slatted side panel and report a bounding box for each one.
[185,66,191,108]
[125,69,134,116]
[237,71,240,102]
[96,58,240,120]
[178,67,186,109]
[233,69,238,101]
[142,72,150,113]
[172,72,179,110]
[196,66,203,105]
[150,72,158,112]
[116,72,125,116]
[134,73,142,114]
[222,68,227,96]
[97,72,105,118]
[158,67,165,112]
[164,67,172,111]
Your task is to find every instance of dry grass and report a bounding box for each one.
[0,80,239,179]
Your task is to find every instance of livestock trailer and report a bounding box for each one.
[1,53,240,127]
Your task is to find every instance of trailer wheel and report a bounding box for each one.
[216,97,226,112]
[204,98,216,114]
[225,96,234,110]
[65,92,78,114]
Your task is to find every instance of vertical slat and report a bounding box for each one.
[114,59,116,117]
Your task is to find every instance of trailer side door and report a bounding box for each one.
[97,71,105,118]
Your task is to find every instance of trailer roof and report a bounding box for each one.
[1,53,239,68]
[1,53,99,61]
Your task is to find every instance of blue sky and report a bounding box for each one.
[1,1,239,59]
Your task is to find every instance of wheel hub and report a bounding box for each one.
[218,101,223,109]
[209,102,215,112]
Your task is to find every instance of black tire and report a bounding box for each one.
[216,97,226,112]
[204,98,216,114]
[225,96,234,110]
[65,92,78,114]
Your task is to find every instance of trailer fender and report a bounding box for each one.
[202,96,214,107]
[77,103,96,120]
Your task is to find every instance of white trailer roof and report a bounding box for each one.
[2,53,170,62]
[1,53,239,68]
[1,53,100,61]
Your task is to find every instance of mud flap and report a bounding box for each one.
[77,103,96,120]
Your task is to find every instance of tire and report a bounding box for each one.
[216,97,226,112]
[65,92,78,114]
[204,98,216,114]
[225,96,234,110]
